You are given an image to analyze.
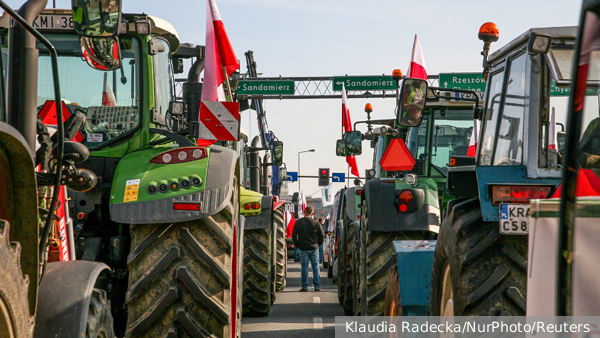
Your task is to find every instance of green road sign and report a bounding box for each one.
[439,73,485,92]
[237,80,295,95]
[333,76,396,91]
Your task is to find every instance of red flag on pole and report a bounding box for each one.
[102,73,116,106]
[202,0,239,102]
[467,119,480,157]
[406,35,428,80]
[342,84,360,177]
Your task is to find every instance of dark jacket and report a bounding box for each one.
[292,216,324,251]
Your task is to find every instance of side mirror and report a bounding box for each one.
[72,0,121,37]
[336,139,347,156]
[80,36,122,71]
[557,131,567,150]
[272,141,283,166]
[396,78,427,127]
[337,131,362,156]
[280,166,287,179]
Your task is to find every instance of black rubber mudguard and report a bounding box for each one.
[0,122,39,314]
[363,178,439,232]
[34,261,110,338]
[245,196,273,230]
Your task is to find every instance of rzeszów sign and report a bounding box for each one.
[333,76,396,91]
[237,80,295,95]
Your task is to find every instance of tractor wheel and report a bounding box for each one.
[344,222,357,316]
[125,185,238,337]
[274,206,286,292]
[336,225,345,306]
[358,204,429,316]
[86,289,114,338]
[384,265,402,316]
[430,198,527,316]
[0,220,33,338]
[242,226,272,317]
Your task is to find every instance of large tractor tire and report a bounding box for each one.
[430,198,527,316]
[358,206,429,316]
[242,227,273,317]
[0,220,33,338]
[125,185,238,337]
[344,222,357,316]
[273,206,286,292]
[86,289,115,338]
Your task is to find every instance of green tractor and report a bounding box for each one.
[1,0,244,337]
[337,76,479,316]
[234,129,286,317]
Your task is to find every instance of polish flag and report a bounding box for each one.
[202,0,239,102]
[342,84,360,177]
[549,107,556,150]
[102,73,116,106]
[467,119,479,157]
[406,35,427,80]
[285,211,296,238]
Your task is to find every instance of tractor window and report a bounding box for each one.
[373,135,388,178]
[493,53,527,165]
[407,116,429,164]
[479,69,505,165]
[407,109,473,176]
[36,34,141,150]
[152,38,174,123]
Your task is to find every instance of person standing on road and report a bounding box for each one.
[292,206,324,292]
[318,217,325,264]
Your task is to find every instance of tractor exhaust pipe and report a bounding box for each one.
[7,0,48,153]
[249,136,261,193]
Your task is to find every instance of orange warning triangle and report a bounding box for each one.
[379,138,416,172]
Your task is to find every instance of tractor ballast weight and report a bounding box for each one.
[362,178,440,232]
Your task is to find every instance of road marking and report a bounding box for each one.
[313,317,323,329]
[313,296,320,304]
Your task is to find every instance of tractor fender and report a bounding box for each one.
[363,178,440,232]
[0,122,39,315]
[34,261,110,338]
[343,188,360,222]
[110,145,238,224]
[245,196,273,230]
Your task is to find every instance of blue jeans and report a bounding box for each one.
[319,245,324,263]
[294,247,299,260]
[299,249,320,290]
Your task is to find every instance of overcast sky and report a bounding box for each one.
[5,0,582,198]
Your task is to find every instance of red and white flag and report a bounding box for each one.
[285,210,296,238]
[202,0,239,102]
[342,84,360,177]
[406,35,427,80]
[102,72,116,106]
[549,107,556,150]
[467,119,479,157]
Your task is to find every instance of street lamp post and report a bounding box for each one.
[298,149,315,192]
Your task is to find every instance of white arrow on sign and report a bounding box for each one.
[287,175,292,181]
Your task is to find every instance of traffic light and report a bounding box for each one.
[318,168,330,186]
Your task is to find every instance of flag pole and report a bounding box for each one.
[223,66,233,101]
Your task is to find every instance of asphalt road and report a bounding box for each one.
[242,258,344,337]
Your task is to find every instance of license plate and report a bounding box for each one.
[33,15,74,30]
[499,203,529,234]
